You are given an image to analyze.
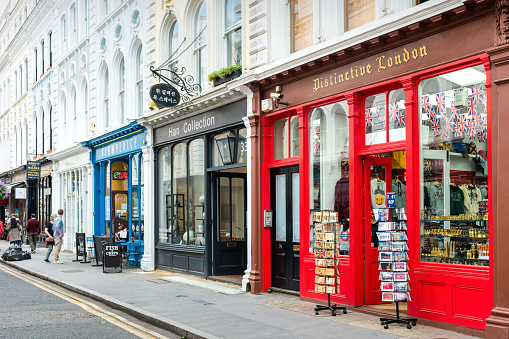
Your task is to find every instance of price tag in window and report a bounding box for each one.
[386,193,396,208]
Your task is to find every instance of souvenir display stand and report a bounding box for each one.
[375,207,417,329]
[313,210,347,316]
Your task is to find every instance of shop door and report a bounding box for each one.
[271,165,300,291]
[112,191,129,238]
[212,173,247,276]
[364,156,393,305]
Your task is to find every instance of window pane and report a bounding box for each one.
[274,118,288,160]
[291,0,313,52]
[365,93,386,145]
[225,0,241,28]
[388,88,406,142]
[275,174,287,241]
[309,101,350,254]
[169,21,179,63]
[419,66,489,267]
[227,28,242,66]
[158,147,171,243]
[232,177,245,241]
[346,0,375,31]
[290,116,299,157]
[188,139,205,246]
[132,155,139,186]
[237,128,248,164]
[292,173,299,242]
[219,177,230,241]
[172,143,187,244]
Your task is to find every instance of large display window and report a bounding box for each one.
[157,138,205,246]
[364,89,406,145]
[418,65,489,266]
[308,100,350,254]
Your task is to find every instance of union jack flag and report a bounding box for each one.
[441,115,452,139]
[312,127,320,154]
[389,103,399,122]
[472,112,483,131]
[396,109,405,127]
[436,92,447,116]
[421,95,432,118]
[451,107,460,120]
[457,114,468,132]
[365,108,373,127]
[467,97,477,118]
[431,116,441,136]
[454,120,463,137]
[471,84,486,105]
[479,117,488,142]
[468,119,477,140]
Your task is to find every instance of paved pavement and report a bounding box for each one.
[0,240,480,339]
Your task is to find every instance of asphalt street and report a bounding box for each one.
[0,263,179,339]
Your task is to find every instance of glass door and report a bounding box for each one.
[271,165,300,291]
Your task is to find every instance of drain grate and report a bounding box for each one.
[147,279,171,284]
[61,270,84,273]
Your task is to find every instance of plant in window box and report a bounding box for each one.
[208,64,242,87]
[0,181,8,200]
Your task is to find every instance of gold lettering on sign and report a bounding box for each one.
[312,45,428,92]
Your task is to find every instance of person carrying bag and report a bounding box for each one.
[43,214,56,263]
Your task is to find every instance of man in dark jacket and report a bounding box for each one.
[26,213,40,253]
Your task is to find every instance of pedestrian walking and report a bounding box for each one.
[53,209,64,264]
[43,214,56,263]
[6,214,22,247]
[26,213,40,253]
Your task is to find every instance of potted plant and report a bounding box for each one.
[208,64,242,87]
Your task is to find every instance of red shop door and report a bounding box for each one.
[364,156,392,305]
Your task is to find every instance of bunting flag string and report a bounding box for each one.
[365,108,373,127]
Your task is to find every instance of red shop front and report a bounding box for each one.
[248,8,495,331]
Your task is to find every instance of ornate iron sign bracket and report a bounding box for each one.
[150,66,202,104]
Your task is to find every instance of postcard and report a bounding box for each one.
[330,212,338,223]
[394,272,408,281]
[379,251,393,262]
[393,252,408,262]
[392,232,407,241]
[394,282,408,292]
[377,232,392,242]
[378,242,392,251]
[395,292,408,302]
[379,262,393,271]
[392,242,406,252]
[396,221,407,231]
[315,211,322,223]
[315,276,325,284]
[382,292,394,302]
[315,284,325,293]
[380,281,394,291]
[380,271,394,281]
[373,209,390,222]
[393,262,407,272]
[378,222,395,232]
[325,277,335,286]
[322,211,330,223]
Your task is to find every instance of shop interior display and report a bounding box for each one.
[375,207,417,329]
[419,80,489,267]
[312,210,347,316]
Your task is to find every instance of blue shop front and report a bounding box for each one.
[83,122,146,242]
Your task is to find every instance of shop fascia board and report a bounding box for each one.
[46,144,89,162]
[139,86,246,130]
[237,0,479,88]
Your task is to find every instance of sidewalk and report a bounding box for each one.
[0,241,479,339]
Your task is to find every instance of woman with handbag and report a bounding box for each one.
[44,214,56,263]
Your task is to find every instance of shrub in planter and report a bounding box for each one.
[208,65,242,86]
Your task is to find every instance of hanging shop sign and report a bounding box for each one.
[154,99,247,144]
[112,171,128,180]
[27,161,41,180]
[150,83,180,107]
[150,66,201,103]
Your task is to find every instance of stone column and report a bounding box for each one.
[140,127,155,271]
[85,164,93,237]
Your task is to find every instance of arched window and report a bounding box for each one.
[135,46,143,117]
[23,119,27,164]
[13,128,17,166]
[225,0,241,65]
[83,83,88,138]
[104,67,109,127]
[33,112,37,154]
[119,57,125,123]
[168,21,179,71]
[49,105,53,149]
[62,94,67,144]
[72,87,77,141]
[194,2,208,88]
[41,108,45,153]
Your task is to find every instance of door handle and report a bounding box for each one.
[278,243,283,249]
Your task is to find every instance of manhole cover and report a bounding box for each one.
[148,279,171,284]
[265,300,285,305]
[61,270,84,273]
[193,299,214,305]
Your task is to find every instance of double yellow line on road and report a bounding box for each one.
[0,264,170,339]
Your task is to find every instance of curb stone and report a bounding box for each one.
[0,258,219,339]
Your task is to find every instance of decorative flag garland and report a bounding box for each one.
[365,108,373,127]
[396,109,405,127]
[436,92,447,115]
[470,84,486,105]
[389,103,399,122]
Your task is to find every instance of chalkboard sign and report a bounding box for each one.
[103,243,122,273]
[73,233,90,263]
[92,235,114,266]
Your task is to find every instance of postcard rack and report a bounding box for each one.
[375,208,417,329]
[312,209,347,316]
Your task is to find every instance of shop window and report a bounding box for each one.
[211,127,247,167]
[418,65,489,267]
[291,0,313,52]
[365,89,405,145]
[274,116,299,160]
[157,139,205,246]
[309,101,350,254]
[346,0,375,31]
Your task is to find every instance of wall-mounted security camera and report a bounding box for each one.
[271,85,288,108]
[270,92,283,100]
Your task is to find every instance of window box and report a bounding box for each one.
[208,65,242,87]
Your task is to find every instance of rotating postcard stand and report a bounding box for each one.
[312,210,347,316]
[375,207,417,329]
